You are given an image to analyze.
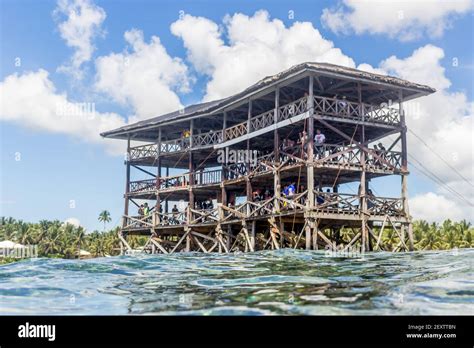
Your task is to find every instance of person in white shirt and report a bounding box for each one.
[314,129,326,158]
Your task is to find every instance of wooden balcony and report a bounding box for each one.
[128,95,400,161]
[121,191,405,231]
[128,143,403,198]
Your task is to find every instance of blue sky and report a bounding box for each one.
[1,0,473,230]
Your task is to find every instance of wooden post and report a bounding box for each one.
[155,128,161,220]
[246,100,253,216]
[123,135,131,227]
[307,75,315,210]
[185,229,191,252]
[226,225,231,250]
[274,87,281,212]
[221,111,228,206]
[250,220,256,251]
[305,222,311,250]
[399,90,414,251]
[312,219,319,250]
[165,166,169,214]
[358,83,368,252]
[189,119,195,212]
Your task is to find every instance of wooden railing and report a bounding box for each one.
[314,144,362,167]
[194,169,222,186]
[192,130,223,148]
[224,122,248,141]
[249,109,274,132]
[247,197,276,217]
[220,203,250,222]
[123,214,154,229]
[122,191,404,231]
[313,192,360,215]
[161,137,190,153]
[362,104,399,125]
[159,173,189,190]
[155,211,187,226]
[313,95,400,125]
[129,179,156,194]
[366,150,402,170]
[189,208,219,224]
[312,191,404,217]
[225,162,248,180]
[278,96,308,122]
[366,196,404,216]
[129,144,158,160]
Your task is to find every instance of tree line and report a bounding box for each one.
[0,215,472,263]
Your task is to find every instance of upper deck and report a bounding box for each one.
[101,62,435,144]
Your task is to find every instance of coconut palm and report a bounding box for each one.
[98,210,112,232]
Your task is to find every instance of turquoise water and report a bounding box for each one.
[0,249,473,315]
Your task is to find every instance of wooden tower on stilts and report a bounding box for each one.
[101,63,435,255]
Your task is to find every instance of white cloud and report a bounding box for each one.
[171,10,355,101]
[378,45,474,191]
[410,192,472,222]
[368,45,474,221]
[0,69,126,154]
[95,29,191,122]
[64,217,81,227]
[54,0,106,79]
[321,0,473,41]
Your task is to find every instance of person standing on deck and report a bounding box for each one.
[314,129,326,159]
[171,204,179,224]
[143,203,150,217]
[377,142,387,168]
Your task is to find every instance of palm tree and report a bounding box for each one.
[98,210,112,232]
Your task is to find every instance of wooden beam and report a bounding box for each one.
[123,135,131,221]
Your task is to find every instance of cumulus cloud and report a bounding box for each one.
[379,45,473,187]
[410,192,472,222]
[368,45,474,221]
[321,0,474,41]
[171,10,355,101]
[54,0,106,79]
[0,69,126,154]
[64,217,81,227]
[94,28,192,123]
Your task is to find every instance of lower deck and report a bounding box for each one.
[119,204,413,255]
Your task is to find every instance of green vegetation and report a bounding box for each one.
[0,217,472,265]
[0,217,121,260]
[412,219,473,250]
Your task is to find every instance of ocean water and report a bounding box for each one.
[0,249,473,315]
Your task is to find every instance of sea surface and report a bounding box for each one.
[0,249,473,315]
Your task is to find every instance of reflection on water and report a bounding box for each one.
[0,249,473,315]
